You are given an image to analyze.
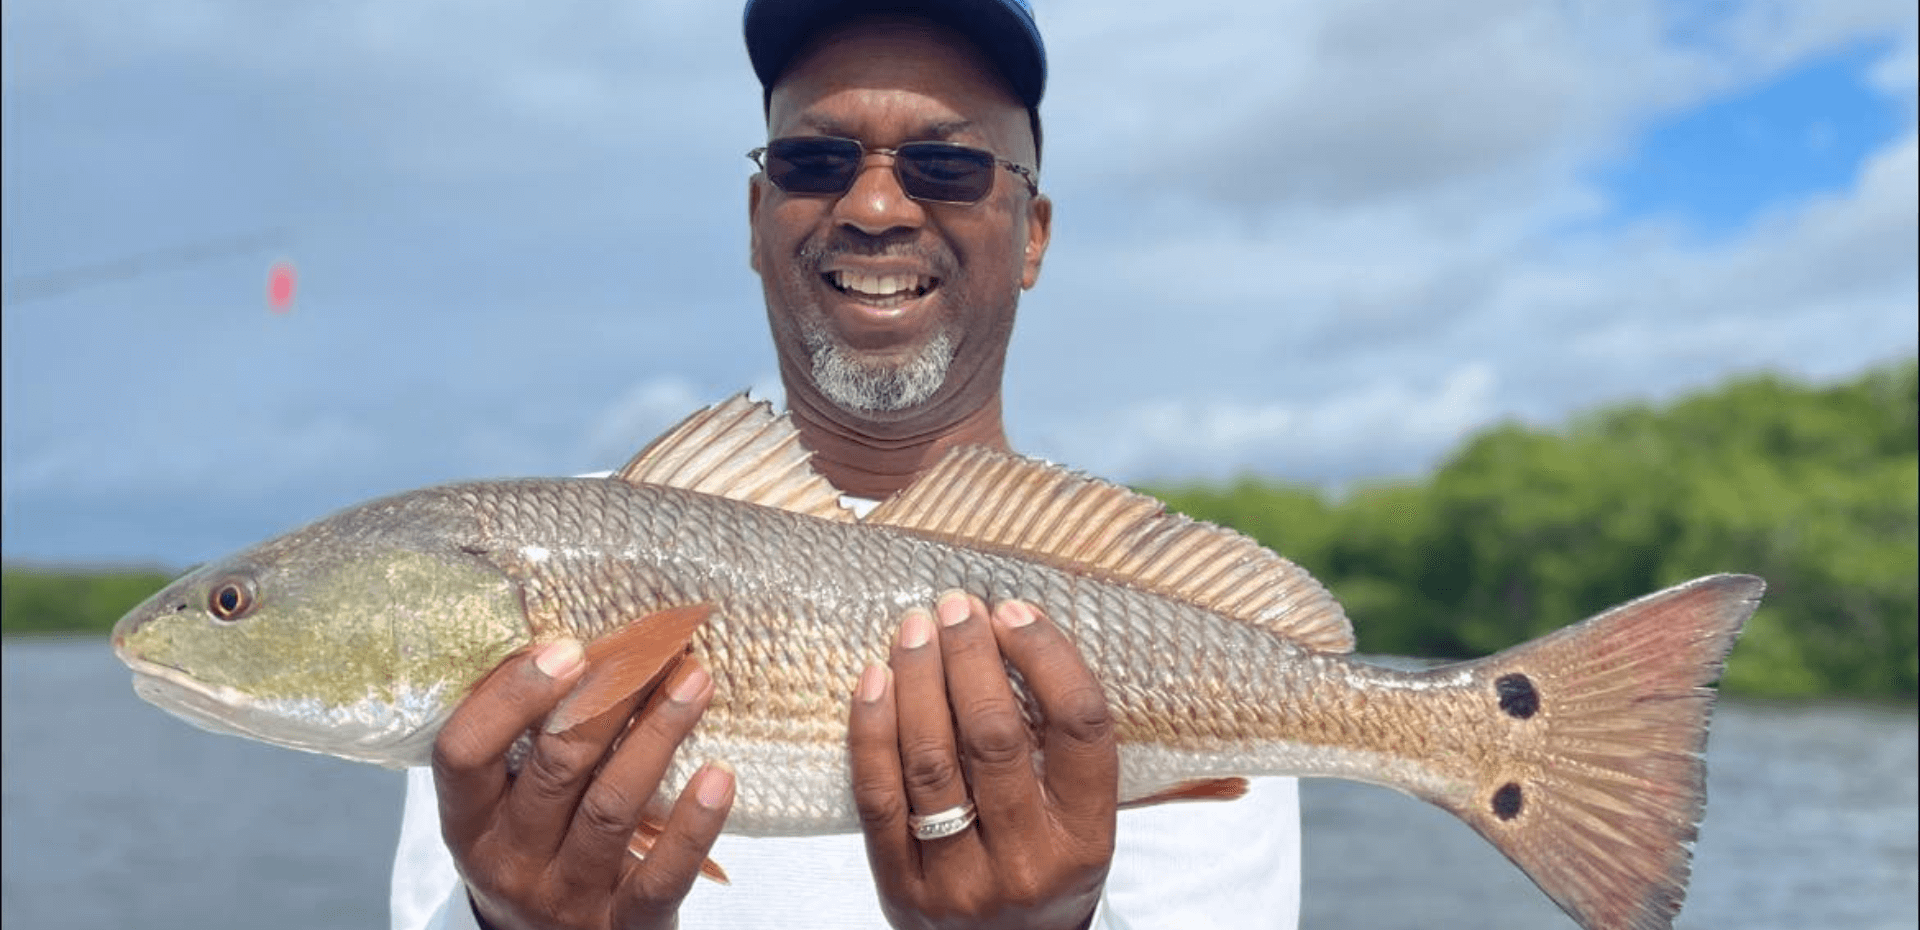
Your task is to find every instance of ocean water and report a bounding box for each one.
[4,637,1914,929]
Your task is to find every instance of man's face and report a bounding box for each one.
[749,17,1051,423]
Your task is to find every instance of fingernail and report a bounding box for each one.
[669,664,711,704]
[996,600,1036,628]
[899,609,933,649]
[696,762,735,810]
[856,664,888,703]
[534,639,584,678]
[937,590,972,627]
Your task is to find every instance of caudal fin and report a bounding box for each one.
[1445,574,1762,930]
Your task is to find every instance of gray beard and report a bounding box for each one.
[800,319,955,413]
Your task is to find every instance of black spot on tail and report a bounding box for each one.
[1492,782,1524,820]
[1496,673,1539,719]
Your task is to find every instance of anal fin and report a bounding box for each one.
[1119,777,1251,810]
[544,603,713,735]
[627,819,731,885]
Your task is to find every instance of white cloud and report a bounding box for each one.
[1031,362,1498,483]
[1008,1,1915,485]
[577,376,708,469]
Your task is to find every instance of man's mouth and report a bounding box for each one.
[826,270,937,308]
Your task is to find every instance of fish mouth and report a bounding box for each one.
[121,656,437,767]
[124,657,293,745]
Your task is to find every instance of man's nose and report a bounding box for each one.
[831,154,927,236]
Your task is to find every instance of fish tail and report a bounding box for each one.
[1441,574,1762,930]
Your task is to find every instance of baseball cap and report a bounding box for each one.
[743,0,1047,109]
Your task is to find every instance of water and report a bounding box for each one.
[5,637,1915,929]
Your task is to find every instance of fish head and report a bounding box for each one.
[111,489,528,768]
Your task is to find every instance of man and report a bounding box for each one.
[391,3,1301,927]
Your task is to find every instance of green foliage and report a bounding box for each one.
[2,567,175,636]
[1152,358,1918,700]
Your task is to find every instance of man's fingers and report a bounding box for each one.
[494,651,665,861]
[432,639,586,850]
[889,607,969,809]
[848,661,917,882]
[935,592,1049,848]
[990,600,1119,830]
[891,604,980,851]
[553,660,715,891]
[614,762,735,924]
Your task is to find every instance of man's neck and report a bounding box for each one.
[785,390,1010,500]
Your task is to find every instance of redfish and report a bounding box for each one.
[113,394,1760,930]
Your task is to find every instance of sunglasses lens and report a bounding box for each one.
[896,144,996,203]
[764,138,863,194]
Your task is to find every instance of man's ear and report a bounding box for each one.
[1020,193,1052,290]
[747,176,765,275]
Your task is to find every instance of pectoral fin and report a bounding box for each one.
[543,603,714,735]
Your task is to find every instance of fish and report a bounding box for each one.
[113,393,1761,930]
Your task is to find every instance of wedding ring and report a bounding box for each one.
[908,800,978,841]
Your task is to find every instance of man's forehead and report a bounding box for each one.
[785,112,981,141]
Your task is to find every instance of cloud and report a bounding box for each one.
[578,376,710,470]
[1047,0,1667,212]
[1035,362,1498,483]
[1008,3,1914,484]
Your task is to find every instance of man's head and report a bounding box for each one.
[744,2,1052,433]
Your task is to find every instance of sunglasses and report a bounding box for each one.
[748,136,1037,205]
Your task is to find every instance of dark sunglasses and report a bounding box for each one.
[748,136,1037,205]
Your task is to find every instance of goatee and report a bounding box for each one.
[800,320,955,413]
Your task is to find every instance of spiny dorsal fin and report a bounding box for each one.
[865,446,1354,653]
[614,393,855,522]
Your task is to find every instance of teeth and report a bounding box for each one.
[831,271,931,297]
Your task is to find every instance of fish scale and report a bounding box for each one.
[449,478,1520,836]
[113,394,1760,930]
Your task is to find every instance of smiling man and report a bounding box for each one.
[390,3,1300,929]
[746,10,1048,500]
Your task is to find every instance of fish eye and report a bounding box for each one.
[207,578,257,623]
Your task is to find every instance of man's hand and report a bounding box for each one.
[849,591,1120,930]
[432,638,734,930]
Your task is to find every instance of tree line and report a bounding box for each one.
[1148,358,1917,699]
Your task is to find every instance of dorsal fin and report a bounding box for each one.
[865,447,1354,653]
[614,393,855,522]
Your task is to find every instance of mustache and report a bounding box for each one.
[797,230,956,278]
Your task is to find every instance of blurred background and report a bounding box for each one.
[4,1,1914,928]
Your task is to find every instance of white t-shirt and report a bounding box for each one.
[390,767,1301,930]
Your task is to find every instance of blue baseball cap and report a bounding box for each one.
[743,0,1047,109]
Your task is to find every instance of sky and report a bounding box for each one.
[3,0,1915,567]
